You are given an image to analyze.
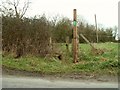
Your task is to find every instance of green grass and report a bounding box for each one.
[2,42,118,76]
[3,56,72,74]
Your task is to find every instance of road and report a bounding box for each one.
[2,75,118,88]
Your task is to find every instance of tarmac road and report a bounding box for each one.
[2,75,118,88]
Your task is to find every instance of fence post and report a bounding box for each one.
[66,36,69,52]
[95,14,98,43]
[73,9,78,63]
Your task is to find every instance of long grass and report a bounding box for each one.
[2,42,118,75]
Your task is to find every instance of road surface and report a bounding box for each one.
[2,75,118,88]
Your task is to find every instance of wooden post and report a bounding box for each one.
[66,36,69,52]
[49,37,53,51]
[73,9,78,63]
[95,14,98,43]
[50,37,52,44]
[80,34,95,49]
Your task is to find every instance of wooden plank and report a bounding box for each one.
[80,34,95,49]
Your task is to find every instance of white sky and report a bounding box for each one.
[25,0,119,28]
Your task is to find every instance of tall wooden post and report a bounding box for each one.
[95,14,98,43]
[73,9,78,63]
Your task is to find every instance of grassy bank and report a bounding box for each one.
[2,42,118,76]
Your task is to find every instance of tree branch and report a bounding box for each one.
[20,0,30,18]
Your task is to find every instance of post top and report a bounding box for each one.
[73,9,76,11]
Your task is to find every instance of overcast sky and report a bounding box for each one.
[24,0,119,28]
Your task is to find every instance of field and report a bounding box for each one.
[2,42,118,77]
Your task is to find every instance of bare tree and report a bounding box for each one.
[2,0,30,18]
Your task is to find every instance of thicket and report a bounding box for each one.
[2,14,117,57]
[2,15,51,57]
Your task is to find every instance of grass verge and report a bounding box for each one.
[2,42,118,76]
